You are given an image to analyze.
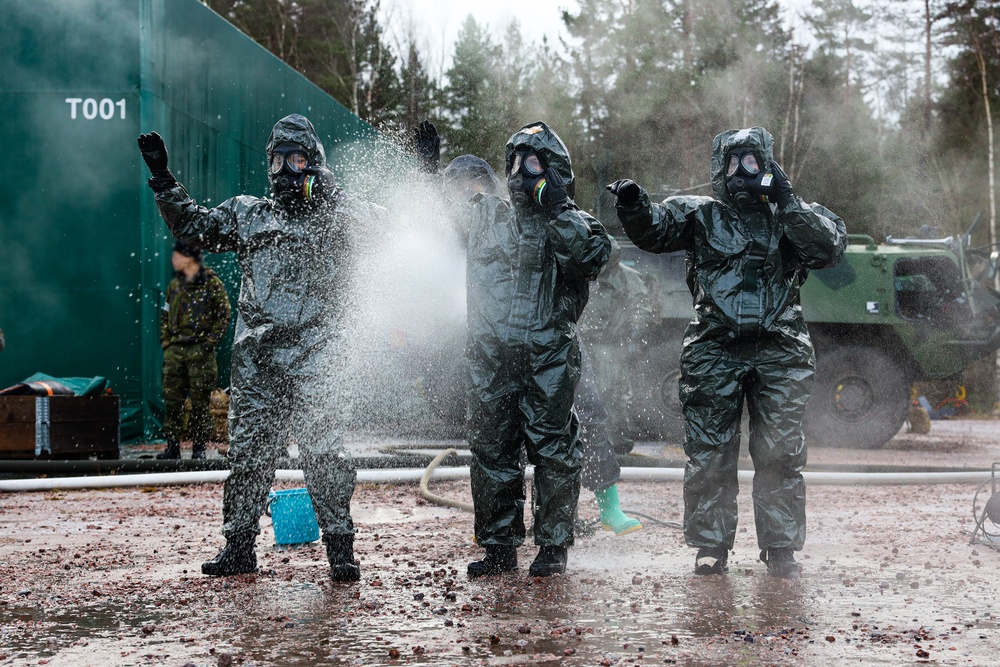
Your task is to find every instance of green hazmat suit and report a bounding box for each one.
[149,114,379,541]
[465,122,613,548]
[614,127,847,552]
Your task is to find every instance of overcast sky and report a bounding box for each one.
[382,0,816,77]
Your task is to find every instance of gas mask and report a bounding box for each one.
[446,177,488,203]
[443,155,503,203]
[507,150,546,208]
[269,143,311,208]
[725,149,772,207]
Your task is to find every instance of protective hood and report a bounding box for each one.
[265,114,326,169]
[710,127,774,204]
[443,155,504,198]
[504,121,575,188]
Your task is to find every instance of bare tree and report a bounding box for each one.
[972,39,998,287]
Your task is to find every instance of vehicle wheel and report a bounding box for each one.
[655,366,686,442]
[803,346,910,449]
[611,437,636,455]
[624,349,685,442]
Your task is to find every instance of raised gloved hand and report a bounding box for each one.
[137,131,169,175]
[302,166,340,205]
[413,120,440,174]
[606,179,642,207]
[535,167,569,215]
[768,162,794,208]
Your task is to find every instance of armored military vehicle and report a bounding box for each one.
[619,232,1000,448]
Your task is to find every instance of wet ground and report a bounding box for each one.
[2,419,1000,666]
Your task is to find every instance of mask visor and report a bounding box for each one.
[269,150,309,175]
[725,151,761,177]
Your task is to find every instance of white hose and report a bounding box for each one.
[0,467,472,492]
[0,465,991,493]
[419,448,474,512]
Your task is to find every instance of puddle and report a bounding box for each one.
[0,602,175,657]
[3,477,1000,665]
[2,561,997,666]
[353,505,455,524]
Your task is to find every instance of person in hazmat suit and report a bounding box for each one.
[460,121,613,577]
[415,121,641,540]
[574,344,642,536]
[606,127,847,578]
[578,242,659,455]
[137,114,378,582]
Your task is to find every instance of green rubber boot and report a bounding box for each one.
[595,485,642,536]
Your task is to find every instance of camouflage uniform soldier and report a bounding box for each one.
[158,239,231,460]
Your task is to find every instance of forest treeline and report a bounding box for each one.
[204,0,1000,243]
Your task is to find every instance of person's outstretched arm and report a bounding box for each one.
[137,131,242,253]
[606,179,696,254]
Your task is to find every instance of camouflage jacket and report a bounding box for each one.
[161,267,231,348]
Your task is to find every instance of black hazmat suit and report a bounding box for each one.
[436,150,623,495]
[148,114,376,542]
[574,344,621,492]
[578,243,658,452]
[614,127,847,552]
[465,122,613,548]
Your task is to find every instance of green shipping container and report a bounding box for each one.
[1,0,382,442]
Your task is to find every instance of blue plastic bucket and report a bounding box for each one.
[266,488,320,545]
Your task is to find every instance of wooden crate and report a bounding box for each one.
[0,395,120,460]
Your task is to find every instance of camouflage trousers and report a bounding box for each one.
[162,342,218,445]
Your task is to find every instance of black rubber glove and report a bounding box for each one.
[137,132,169,175]
[769,162,794,208]
[302,166,340,205]
[606,179,642,207]
[413,120,440,174]
[137,131,177,191]
[536,167,570,216]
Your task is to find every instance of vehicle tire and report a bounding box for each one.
[803,346,910,449]
[611,437,636,455]
[632,342,684,444]
[655,365,686,442]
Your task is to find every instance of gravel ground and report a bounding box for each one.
[2,419,1000,666]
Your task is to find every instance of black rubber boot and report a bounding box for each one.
[528,545,567,577]
[156,441,181,460]
[467,545,518,578]
[760,548,801,579]
[323,534,361,582]
[694,547,729,575]
[201,534,258,576]
[191,443,206,460]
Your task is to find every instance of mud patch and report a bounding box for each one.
[3,430,1000,665]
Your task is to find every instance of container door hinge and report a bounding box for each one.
[35,397,51,457]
